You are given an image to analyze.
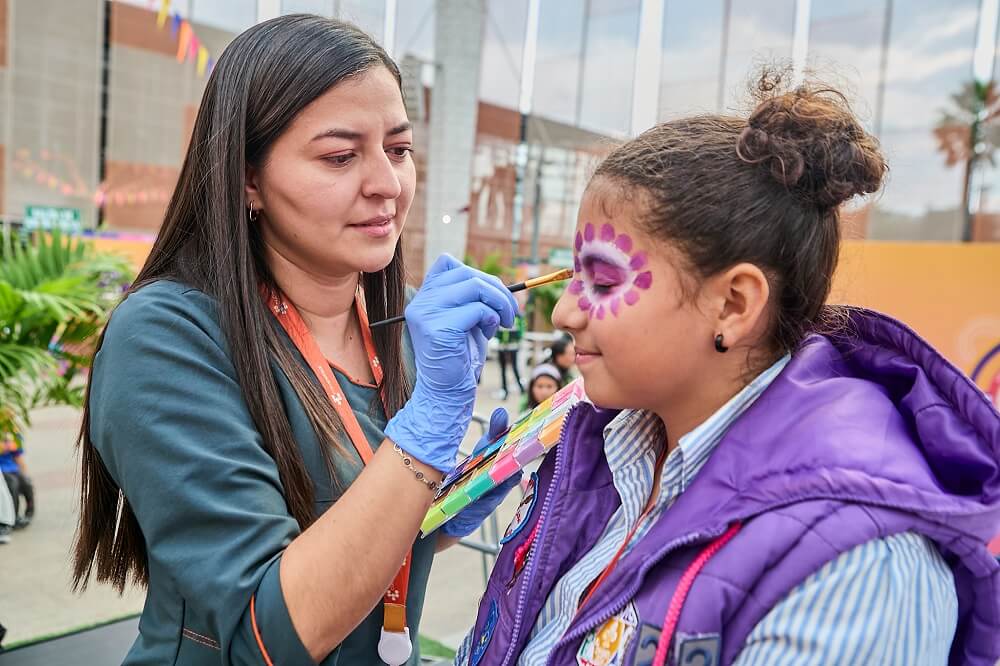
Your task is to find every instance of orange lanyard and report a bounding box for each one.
[263,286,411,636]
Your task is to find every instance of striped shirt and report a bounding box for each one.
[456,355,958,665]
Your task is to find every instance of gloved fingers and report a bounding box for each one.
[439,277,516,328]
[469,328,488,382]
[472,407,510,455]
[423,253,464,280]
[444,302,504,337]
[487,407,509,439]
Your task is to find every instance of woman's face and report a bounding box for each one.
[248,66,415,277]
[531,376,560,404]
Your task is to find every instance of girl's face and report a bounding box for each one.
[248,66,415,277]
[552,181,720,418]
[531,376,560,404]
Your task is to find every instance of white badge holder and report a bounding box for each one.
[378,627,412,665]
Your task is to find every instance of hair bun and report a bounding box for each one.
[736,71,887,209]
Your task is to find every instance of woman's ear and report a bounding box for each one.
[245,164,262,208]
[704,263,771,350]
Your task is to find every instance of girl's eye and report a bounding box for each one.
[591,283,615,295]
[387,147,413,160]
[325,153,355,166]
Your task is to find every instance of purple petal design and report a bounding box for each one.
[634,271,653,289]
[584,223,595,241]
[600,224,615,242]
[574,256,582,273]
[575,232,583,251]
[610,297,621,317]
[596,305,606,319]
[568,279,584,294]
[624,289,640,306]
[629,252,647,270]
[578,296,592,311]
[615,234,632,253]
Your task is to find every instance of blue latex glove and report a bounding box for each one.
[385,255,518,472]
[441,408,523,538]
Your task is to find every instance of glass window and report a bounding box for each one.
[395,0,436,63]
[282,0,336,15]
[659,0,727,120]
[339,0,385,43]
[807,0,887,132]
[531,1,587,125]
[191,0,257,32]
[479,0,529,110]
[577,0,641,135]
[721,0,796,109]
[869,0,979,240]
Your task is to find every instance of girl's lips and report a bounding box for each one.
[575,349,601,365]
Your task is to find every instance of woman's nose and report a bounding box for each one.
[362,152,403,200]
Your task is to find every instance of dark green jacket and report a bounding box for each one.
[90,281,436,665]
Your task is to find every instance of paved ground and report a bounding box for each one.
[0,356,536,653]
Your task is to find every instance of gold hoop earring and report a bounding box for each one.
[248,201,259,223]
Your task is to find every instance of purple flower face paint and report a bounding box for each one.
[568,222,653,319]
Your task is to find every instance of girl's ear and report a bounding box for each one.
[705,263,771,350]
[245,164,263,207]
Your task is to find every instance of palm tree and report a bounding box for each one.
[933,80,1000,242]
[0,228,131,438]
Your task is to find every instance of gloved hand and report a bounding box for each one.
[385,255,517,472]
[441,408,522,538]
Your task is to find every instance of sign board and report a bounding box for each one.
[23,206,82,233]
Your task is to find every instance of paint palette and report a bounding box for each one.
[420,378,587,536]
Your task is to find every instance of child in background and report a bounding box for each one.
[456,71,1000,665]
[1,430,34,530]
[519,363,562,415]
[548,334,576,387]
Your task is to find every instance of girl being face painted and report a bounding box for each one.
[552,178,723,420]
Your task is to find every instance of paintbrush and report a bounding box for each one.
[368,267,574,329]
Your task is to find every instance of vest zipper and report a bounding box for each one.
[547,525,728,663]
[499,404,579,666]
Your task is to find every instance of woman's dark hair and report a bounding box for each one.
[73,15,410,592]
[593,69,887,357]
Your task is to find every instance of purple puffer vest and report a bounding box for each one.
[467,309,1000,666]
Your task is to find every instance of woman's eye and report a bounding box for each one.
[325,153,355,166]
[387,147,413,160]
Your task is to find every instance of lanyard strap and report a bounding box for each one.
[263,286,411,631]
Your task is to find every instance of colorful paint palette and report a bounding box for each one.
[420,378,587,536]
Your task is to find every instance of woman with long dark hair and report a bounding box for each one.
[72,15,517,665]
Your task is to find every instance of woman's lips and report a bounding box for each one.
[350,214,395,238]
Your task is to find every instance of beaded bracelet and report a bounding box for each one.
[392,444,441,493]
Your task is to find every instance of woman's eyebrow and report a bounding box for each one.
[311,122,412,143]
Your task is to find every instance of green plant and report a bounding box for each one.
[527,280,565,331]
[0,229,132,437]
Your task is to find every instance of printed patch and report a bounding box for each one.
[500,472,538,544]
[576,602,639,666]
[470,599,499,666]
[628,623,660,666]
[675,633,721,666]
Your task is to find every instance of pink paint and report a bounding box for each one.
[634,271,653,289]
[572,222,654,319]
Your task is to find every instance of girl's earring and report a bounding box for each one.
[714,333,729,353]
[248,201,260,223]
